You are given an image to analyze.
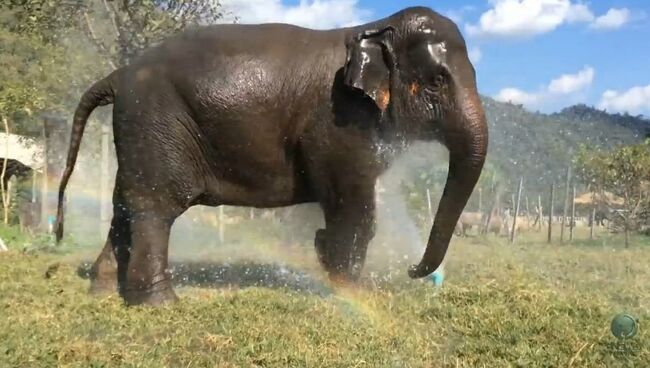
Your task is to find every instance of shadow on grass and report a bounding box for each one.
[76,260,334,297]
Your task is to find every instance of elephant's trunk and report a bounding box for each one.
[408,81,488,278]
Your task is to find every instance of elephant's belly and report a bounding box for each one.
[200,148,316,208]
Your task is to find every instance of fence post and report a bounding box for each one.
[510,177,523,244]
[590,200,596,240]
[537,195,543,232]
[569,185,576,243]
[560,166,571,244]
[40,121,49,232]
[548,183,554,243]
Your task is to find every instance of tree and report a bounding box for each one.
[4,0,225,68]
[575,140,650,247]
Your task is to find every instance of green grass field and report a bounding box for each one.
[0,226,648,367]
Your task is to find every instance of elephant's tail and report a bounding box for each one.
[55,70,119,243]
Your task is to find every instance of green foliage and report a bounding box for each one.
[482,100,648,200]
[0,0,225,136]
[4,0,224,67]
[575,140,650,240]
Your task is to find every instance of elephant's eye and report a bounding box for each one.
[426,42,447,64]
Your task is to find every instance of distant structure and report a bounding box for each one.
[0,115,70,233]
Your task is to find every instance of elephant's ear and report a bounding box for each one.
[343,27,395,112]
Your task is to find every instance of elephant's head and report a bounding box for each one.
[342,7,488,278]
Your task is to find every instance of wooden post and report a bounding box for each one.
[569,185,576,243]
[525,196,530,223]
[590,203,596,240]
[41,120,49,232]
[560,166,571,244]
[510,177,523,244]
[548,183,554,243]
[99,123,111,240]
[31,170,37,203]
[537,195,543,232]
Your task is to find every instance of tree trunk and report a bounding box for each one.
[1,117,10,225]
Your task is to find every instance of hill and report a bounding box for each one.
[481,98,648,197]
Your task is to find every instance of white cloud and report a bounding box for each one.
[599,85,650,115]
[466,0,631,39]
[443,5,477,24]
[466,0,593,38]
[495,88,541,105]
[589,8,631,30]
[469,46,483,63]
[495,66,594,108]
[547,66,594,94]
[218,0,371,29]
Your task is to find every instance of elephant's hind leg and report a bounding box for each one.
[89,188,130,295]
[88,234,119,295]
[118,210,178,306]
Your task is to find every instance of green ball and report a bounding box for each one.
[611,314,638,339]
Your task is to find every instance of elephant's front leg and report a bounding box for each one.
[315,190,376,283]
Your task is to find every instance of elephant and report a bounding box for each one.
[0,158,33,190]
[0,158,39,231]
[55,6,488,306]
[455,211,484,236]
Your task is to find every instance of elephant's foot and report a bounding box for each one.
[89,277,118,296]
[327,270,360,288]
[88,259,118,296]
[121,285,178,307]
[315,228,366,286]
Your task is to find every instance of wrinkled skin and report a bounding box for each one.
[56,6,488,306]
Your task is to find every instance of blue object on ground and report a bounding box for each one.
[429,270,444,286]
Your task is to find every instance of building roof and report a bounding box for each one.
[0,133,43,169]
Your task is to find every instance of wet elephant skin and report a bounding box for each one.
[56,6,488,306]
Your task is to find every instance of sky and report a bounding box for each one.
[217,0,650,116]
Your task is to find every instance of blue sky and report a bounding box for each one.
[220,1,650,116]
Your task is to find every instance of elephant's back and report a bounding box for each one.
[137,24,347,136]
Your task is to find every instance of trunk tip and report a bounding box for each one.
[408,262,438,279]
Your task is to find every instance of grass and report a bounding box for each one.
[0,226,649,367]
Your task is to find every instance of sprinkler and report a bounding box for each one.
[610,313,639,340]
[427,265,444,287]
